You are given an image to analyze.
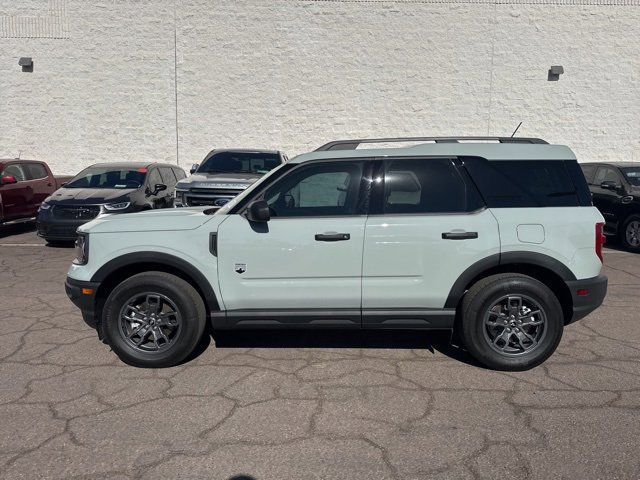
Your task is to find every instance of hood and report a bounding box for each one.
[176,172,262,190]
[47,187,137,204]
[78,207,221,234]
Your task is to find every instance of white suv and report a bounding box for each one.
[65,137,607,370]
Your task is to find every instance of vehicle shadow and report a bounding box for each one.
[0,220,35,239]
[207,328,483,368]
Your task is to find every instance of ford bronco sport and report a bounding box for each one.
[65,137,607,371]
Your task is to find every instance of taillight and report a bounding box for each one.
[595,222,605,263]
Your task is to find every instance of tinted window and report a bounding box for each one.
[382,158,480,214]
[580,164,597,184]
[65,166,147,189]
[594,166,621,185]
[147,169,163,188]
[621,167,640,187]
[264,162,364,217]
[464,158,582,207]
[25,163,48,180]
[1,164,27,182]
[174,168,186,180]
[199,151,281,175]
[159,167,177,186]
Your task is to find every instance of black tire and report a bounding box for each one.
[459,273,564,371]
[620,214,640,253]
[102,271,206,368]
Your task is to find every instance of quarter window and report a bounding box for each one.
[263,162,365,217]
[382,158,480,214]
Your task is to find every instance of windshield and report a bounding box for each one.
[198,152,280,175]
[65,166,147,189]
[621,167,640,187]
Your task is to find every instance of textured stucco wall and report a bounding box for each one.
[1,0,639,175]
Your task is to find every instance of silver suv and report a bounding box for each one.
[65,137,608,371]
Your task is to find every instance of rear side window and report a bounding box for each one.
[463,157,588,207]
[381,158,482,214]
[24,163,48,180]
[159,167,177,186]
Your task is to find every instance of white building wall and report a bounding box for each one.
[0,0,639,175]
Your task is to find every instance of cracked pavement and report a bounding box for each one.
[1,224,639,479]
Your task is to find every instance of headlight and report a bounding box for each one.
[73,234,89,265]
[39,202,51,210]
[103,202,131,211]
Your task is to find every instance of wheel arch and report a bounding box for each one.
[91,252,219,329]
[446,252,575,324]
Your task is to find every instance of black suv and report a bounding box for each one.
[581,162,640,252]
[37,162,186,243]
[174,149,287,209]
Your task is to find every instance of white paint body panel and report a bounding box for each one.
[362,209,500,309]
[216,215,366,310]
[491,206,604,280]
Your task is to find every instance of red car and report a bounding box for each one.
[0,159,73,225]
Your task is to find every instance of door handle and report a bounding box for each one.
[442,231,478,240]
[315,232,350,242]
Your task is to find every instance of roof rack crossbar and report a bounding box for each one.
[314,136,548,151]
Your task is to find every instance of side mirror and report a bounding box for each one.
[246,200,270,223]
[190,163,199,175]
[0,175,17,185]
[153,183,167,195]
[600,180,619,191]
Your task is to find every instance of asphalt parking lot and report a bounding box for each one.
[1,222,639,480]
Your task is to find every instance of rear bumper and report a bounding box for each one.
[566,274,608,324]
[65,276,100,329]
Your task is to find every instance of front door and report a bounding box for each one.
[362,157,500,326]
[217,160,371,327]
[0,163,30,220]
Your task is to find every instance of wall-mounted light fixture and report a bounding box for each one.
[548,65,564,81]
[18,57,33,72]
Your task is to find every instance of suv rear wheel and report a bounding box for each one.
[460,273,564,371]
[102,271,206,368]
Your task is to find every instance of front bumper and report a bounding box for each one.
[566,274,608,324]
[65,276,101,329]
[36,214,87,241]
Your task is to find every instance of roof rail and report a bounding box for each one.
[314,136,549,151]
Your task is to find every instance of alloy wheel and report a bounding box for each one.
[483,295,547,356]
[626,220,640,247]
[119,292,182,352]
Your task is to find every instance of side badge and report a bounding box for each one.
[235,263,246,274]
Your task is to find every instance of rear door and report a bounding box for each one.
[362,157,500,326]
[216,160,371,325]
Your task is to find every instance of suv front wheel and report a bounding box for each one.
[460,273,564,371]
[102,271,206,368]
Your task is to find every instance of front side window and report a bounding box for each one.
[382,158,480,214]
[594,167,622,186]
[199,152,281,175]
[147,169,163,188]
[159,167,177,186]
[621,167,640,187]
[1,164,27,182]
[65,166,147,189]
[263,162,365,217]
